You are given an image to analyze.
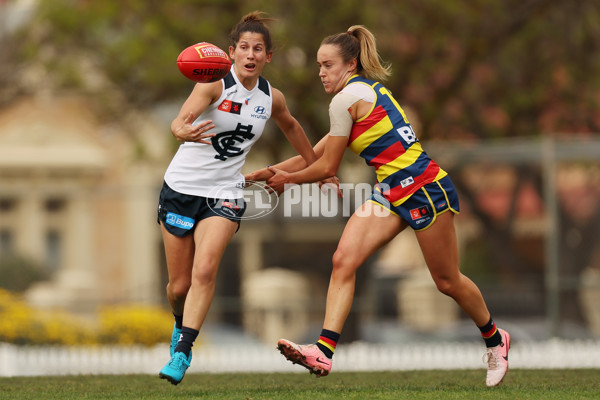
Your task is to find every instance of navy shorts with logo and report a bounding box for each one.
[157,181,246,237]
[369,175,460,231]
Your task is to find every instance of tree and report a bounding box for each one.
[3,0,600,332]
[3,0,599,138]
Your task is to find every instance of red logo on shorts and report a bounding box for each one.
[222,201,240,211]
[410,207,429,220]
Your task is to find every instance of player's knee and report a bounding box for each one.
[167,280,191,301]
[332,248,358,276]
[191,263,218,287]
[432,276,458,298]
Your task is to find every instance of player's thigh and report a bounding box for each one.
[160,221,195,281]
[415,211,459,278]
[336,201,407,267]
[192,216,239,272]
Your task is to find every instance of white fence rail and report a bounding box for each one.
[1,339,599,377]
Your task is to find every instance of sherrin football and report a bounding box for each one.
[177,42,231,83]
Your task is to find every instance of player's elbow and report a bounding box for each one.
[322,163,338,178]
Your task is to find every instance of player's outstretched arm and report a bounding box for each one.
[266,134,346,192]
[245,135,329,182]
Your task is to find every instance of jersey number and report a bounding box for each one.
[377,86,416,144]
[397,126,417,144]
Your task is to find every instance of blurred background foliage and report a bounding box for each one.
[1,0,599,145]
[0,254,48,292]
[0,289,174,345]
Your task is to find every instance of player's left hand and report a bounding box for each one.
[266,166,292,195]
[244,167,274,184]
[319,176,343,198]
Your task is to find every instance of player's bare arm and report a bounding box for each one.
[267,134,347,191]
[245,134,330,183]
[170,81,222,143]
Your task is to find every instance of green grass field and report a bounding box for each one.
[1,370,598,400]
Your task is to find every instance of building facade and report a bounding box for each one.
[0,95,167,311]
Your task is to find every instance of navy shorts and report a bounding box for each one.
[157,181,246,237]
[369,175,460,231]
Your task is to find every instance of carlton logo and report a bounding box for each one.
[212,123,254,161]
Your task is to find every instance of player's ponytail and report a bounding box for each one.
[230,11,275,52]
[322,25,391,82]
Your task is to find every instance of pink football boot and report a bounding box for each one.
[485,328,511,387]
[277,338,332,377]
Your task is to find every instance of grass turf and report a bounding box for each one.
[0,370,599,400]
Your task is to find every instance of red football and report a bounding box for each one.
[177,42,232,83]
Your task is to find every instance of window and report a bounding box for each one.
[0,197,15,213]
[45,229,61,271]
[0,229,13,255]
[45,198,66,213]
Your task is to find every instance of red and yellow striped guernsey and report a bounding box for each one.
[345,75,447,206]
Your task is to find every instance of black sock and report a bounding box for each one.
[173,313,183,330]
[478,317,502,348]
[173,326,199,358]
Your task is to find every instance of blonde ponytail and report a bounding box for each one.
[322,25,391,82]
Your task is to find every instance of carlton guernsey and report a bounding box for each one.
[164,67,272,199]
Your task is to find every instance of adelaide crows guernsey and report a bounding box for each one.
[164,67,272,199]
[342,75,447,206]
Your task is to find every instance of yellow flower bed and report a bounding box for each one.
[0,289,174,346]
[97,305,173,346]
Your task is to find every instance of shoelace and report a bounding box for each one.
[170,354,189,368]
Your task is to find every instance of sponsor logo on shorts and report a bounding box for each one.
[165,212,195,230]
[221,201,240,211]
[409,206,429,221]
[216,199,243,218]
[207,181,278,220]
[436,201,447,209]
[217,201,241,218]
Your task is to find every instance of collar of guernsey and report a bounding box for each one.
[343,74,447,207]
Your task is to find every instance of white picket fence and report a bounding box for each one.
[1,339,600,377]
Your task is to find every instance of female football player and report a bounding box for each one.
[157,11,318,385]
[248,25,510,387]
